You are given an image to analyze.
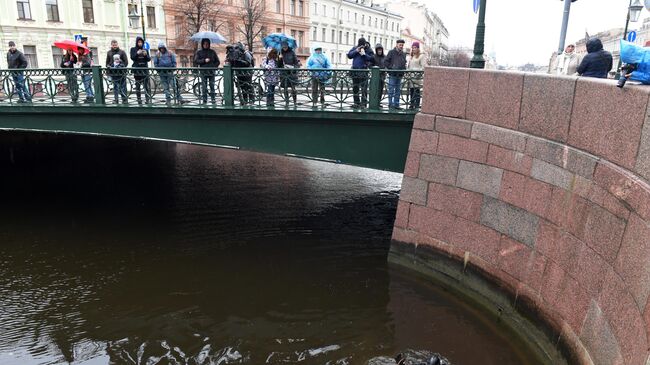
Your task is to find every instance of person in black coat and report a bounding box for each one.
[130,36,151,104]
[6,41,31,103]
[194,38,220,104]
[60,50,79,102]
[278,41,300,104]
[577,38,613,79]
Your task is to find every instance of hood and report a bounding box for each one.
[312,43,323,53]
[375,44,384,54]
[201,38,211,49]
[158,41,167,51]
[135,36,144,49]
[586,38,603,53]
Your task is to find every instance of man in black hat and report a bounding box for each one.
[6,41,31,103]
[347,37,374,108]
[384,39,407,110]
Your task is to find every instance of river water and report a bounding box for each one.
[0,133,541,365]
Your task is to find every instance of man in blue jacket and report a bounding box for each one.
[577,38,612,79]
[154,42,184,106]
[347,37,374,108]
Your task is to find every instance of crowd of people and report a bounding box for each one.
[4,37,425,109]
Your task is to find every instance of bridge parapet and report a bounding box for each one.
[393,67,650,365]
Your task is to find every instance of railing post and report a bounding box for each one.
[369,66,381,111]
[223,64,234,107]
[92,66,104,104]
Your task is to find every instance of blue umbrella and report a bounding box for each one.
[190,31,227,44]
[262,33,297,50]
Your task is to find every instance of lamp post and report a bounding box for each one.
[128,0,146,42]
[558,0,577,55]
[615,0,643,77]
[470,0,486,69]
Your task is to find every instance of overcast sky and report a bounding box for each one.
[425,0,650,66]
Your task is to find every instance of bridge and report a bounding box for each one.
[0,66,423,172]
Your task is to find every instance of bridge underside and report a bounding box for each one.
[0,107,413,172]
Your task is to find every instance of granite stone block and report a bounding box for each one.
[400,176,428,205]
[456,161,504,197]
[408,204,456,243]
[531,159,574,189]
[594,161,650,222]
[480,196,540,247]
[466,70,524,130]
[403,151,421,178]
[392,226,417,244]
[520,74,576,143]
[471,122,527,152]
[427,182,483,222]
[636,115,650,181]
[437,133,489,163]
[582,201,627,264]
[419,154,460,186]
[580,301,624,365]
[450,217,501,262]
[413,113,435,130]
[614,214,650,309]
[487,144,533,175]
[540,261,591,334]
[499,171,527,208]
[499,235,545,287]
[422,67,469,118]
[525,136,565,167]
[409,129,438,155]
[569,78,649,169]
[395,200,410,228]
[566,148,598,179]
[435,116,473,137]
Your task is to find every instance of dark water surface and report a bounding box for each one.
[0,133,540,365]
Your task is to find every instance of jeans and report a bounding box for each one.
[82,74,94,99]
[160,73,182,102]
[65,73,78,102]
[352,73,368,106]
[134,74,151,103]
[12,73,31,102]
[388,76,402,108]
[112,76,127,102]
[200,75,215,102]
[409,87,421,109]
[311,78,325,104]
[266,84,276,105]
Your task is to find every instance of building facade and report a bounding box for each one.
[381,0,448,65]
[309,0,402,67]
[164,0,311,67]
[0,0,167,69]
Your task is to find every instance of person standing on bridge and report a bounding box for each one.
[130,36,152,105]
[278,41,300,106]
[347,37,374,109]
[262,48,280,107]
[552,44,581,76]
[108,54,127,104]
[6,41,32,103]
[407,42,425,110]
[106,40,128,104]
[577,38,613,79]
[78,46,95,103]
[154,42,184,106]
[383,39,406,110]
[372,44,387,106]
[60,50,79,103]
[194,38,220,105]
[307,45,332,107]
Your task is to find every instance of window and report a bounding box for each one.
[345,32,349,45]
[128,4,138,27]
[51,46,62,67]
[391,22,394,31]
[290,0,295,15]
[17,0,31,19]
[322,5,326,15]
[338,53,341,64]
[46,0,59,22]
[276,0,281,12]
[338,31,341,43]
[396,23,399,32]
[298,0,303,16]
[346,10,349,20]
[291,29,296,38]
[312,27,317,40]
[330,52,334,61]
[354,12,357,23]
[361,15,364,25]
[175,16,183,37]
[23,46,37,68]
[209,20,216,31]
[82,0,94,23]
[374,18,377,27]
[146,6,156,28]
[313,2,317,14]
[331,7,335,18]
[298,31,304,47]
[276,27,282,33]
[353,32,356,44]
[321,28,326,42]
[380,19,383,29]
[331,29,335,42]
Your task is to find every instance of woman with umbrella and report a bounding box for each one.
[54,40,89,103]
[193,37,221,104]
[264,34,300,106]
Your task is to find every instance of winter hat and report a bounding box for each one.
[113,54,121,61]
[8,41,15,47]
[412,41,420,48]
[158,41,166,49]
[375,43,383,50]
[396,39,405,44]
[357,37,367,47]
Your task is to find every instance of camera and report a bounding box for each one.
[617,62,638,88]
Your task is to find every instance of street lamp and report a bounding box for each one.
[127,0,146,42]
[616,0,644,77]
[470,0,486,69]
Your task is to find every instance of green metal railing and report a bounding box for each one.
[0,66,424,112]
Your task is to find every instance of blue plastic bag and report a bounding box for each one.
[620,40,650,84]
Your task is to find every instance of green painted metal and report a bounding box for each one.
[369,67,381,110]
[223,65,234,107]
[92,66,105,104]
[0,107,414,172]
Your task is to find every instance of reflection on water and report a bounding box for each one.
[0,133,540,365]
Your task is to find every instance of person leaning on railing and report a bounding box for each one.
[306,45,332,107]
[383,39,407,110]
[407,41,425,110]
[347,37,374,109]
[105,40,128,104]
[194,38,220,105]
[6,41,32,103]
[130,36,151,105]
[60,50,79,103]
[154,42,185,106]
[262,49,280,107]
[78,47,94,103]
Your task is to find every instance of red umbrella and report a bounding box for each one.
[53,40,90,55]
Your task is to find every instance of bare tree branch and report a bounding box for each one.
[236,0,266,54]
[177,0,225,49]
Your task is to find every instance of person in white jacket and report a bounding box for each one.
[407,41,426,110]
[553,44,581,76]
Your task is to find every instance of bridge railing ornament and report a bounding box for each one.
[0,67,423,112]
